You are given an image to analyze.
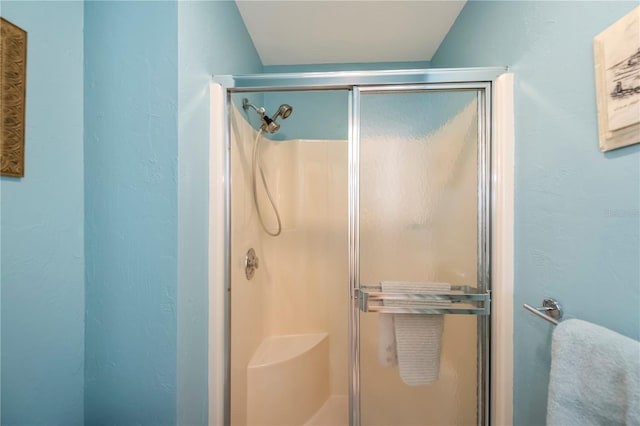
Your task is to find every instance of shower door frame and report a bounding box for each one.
[210,68,514,426]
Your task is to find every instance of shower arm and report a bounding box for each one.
[242,98,265,117]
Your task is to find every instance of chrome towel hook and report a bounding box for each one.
[523,298,563,326]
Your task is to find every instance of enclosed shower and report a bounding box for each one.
[210,68,514,426]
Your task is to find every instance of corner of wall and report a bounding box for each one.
[177,1,262,424]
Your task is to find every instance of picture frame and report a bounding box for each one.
[1,17,27,177]
[593,6,640,152]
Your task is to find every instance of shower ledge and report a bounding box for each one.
[246,333,330,425]
[248,332,328,368]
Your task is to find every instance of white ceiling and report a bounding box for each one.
[235,1,466,66]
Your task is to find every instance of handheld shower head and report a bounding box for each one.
[262,104,292,133]
[272,104,293,121]
[242,99,293,134]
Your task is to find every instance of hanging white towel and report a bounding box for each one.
[378,313,398,367]
[547,319,640,426]
[380,281,450,386]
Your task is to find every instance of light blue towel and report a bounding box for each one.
[547,319,640,426]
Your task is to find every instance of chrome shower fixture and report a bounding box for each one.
[242,98,293,134]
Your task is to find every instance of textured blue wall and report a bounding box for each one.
[177,1,262,423]
[84,1,178,424]
[0,1,85,424]
[431,2,640,424]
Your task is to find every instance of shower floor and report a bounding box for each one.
[305,395,348,426]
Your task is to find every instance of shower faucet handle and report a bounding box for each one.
[245,248,259,280]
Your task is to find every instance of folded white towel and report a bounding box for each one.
[380,281,450,386]
[547,319,640,426]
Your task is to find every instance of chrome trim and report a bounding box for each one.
[357,286,491,315]
[477,88,484,426]
[364,306,488,315]
[348,87,361,426]
[223,90,232,426]
[357,82,488,93]
[361,284,486,295]
[484,84,493,426]
[213,67,508,92]
[477,85,492,426]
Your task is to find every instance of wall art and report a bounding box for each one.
[1,17,27,177]
[594,7,640,152]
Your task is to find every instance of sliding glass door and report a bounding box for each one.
[351,87,491,425]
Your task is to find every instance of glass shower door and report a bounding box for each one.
[353,88,490,425]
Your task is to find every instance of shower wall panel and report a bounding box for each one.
[230,104,349,425]
[256,136,349,398]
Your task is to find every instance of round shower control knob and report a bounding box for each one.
[245,248,259,280]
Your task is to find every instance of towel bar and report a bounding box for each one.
[357,285,491,315]
[523,298,562,326]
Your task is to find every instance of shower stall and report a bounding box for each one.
[210,68,514,426]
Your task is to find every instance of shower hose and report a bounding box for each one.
[252,130,282,237]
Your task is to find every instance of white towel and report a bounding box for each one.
[378,313,398,367]
[547,319,640,426]
[379,281,450,386]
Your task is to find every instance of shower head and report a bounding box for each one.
[262,104,292,134]
[242,98,293,134]
[271,104,293,121]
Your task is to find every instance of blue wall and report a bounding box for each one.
[84,1,178,424]
[431,2,640,424]
[0,1,85,424]
[6,2,635,424]
[177,1,263,423]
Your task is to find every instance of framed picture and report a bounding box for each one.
[0,17,27,177]
[594,6,640,152]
